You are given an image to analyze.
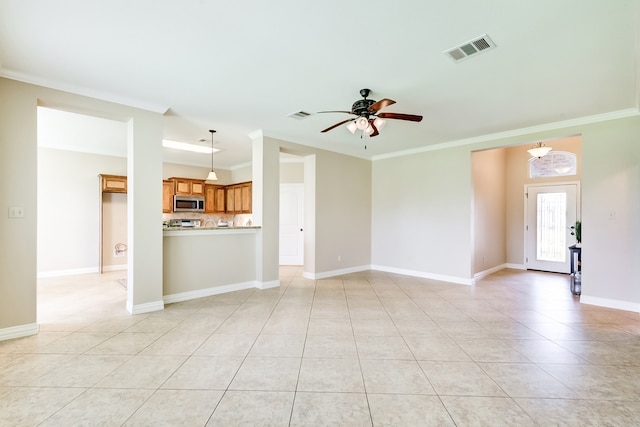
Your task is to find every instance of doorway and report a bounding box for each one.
[279,183,304,265]
[525,183,579,273]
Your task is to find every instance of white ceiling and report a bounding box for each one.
[2,1,639,168]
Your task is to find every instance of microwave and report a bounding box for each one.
[173,195,205,212]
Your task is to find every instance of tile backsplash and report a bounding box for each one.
[162,212,253,227]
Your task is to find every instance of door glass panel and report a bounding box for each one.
[536,192,567,262]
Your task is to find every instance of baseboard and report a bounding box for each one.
[580,295,640,313]
[506,263,526,270]
[37,266,99,278]
[303,265,370,280]
[102,264,128,272]
[370,265,474,286]
[256,280,280,290]
[163,281,257,304]
[126,300,164,315]
[474,264,507,280]
[0,323,38,342]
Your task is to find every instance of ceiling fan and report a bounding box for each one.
[319,88,423,137]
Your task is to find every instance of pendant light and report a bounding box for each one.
[206,129,218,182]
[527,142,552,158]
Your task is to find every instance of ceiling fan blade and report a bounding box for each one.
[369,120,380,137]
[321,118,354,133]
[368,98,396,113]
[317,110,354,114]
[377,112,423,122]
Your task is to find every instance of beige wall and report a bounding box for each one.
[505,136,582,265]
[280,161,304,183]
[102,192,128,270]
[0,78,38,332]
[37,148,128,275]
[472,148,507,274]
[1,77,164,336]
[260,137,372,278]
[372,145,473,282]
[581,117,640,307]
[371,117,639,311]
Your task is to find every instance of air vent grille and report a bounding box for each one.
[444,34,496,62]
[288,111,311,120]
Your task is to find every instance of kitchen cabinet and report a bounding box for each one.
[226,181,252,214]
[100,174,127,193]
[205,184,225,213]
[172,178,205,196]
[162,180,174,213]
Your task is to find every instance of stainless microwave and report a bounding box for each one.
[173,195,205,212]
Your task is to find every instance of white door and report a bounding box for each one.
[279,184,304,265]
[526,184,578,273]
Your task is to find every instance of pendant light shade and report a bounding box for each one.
[206,129,218,182]
[527,142,552,158]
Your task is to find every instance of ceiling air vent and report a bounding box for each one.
[288,111,312,120]
[444,34,496,62]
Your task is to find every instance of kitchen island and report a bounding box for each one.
[163,226,274,304]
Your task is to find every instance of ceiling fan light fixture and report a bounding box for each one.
[346,121,357,134]
[355,116,369,130]
[373,117,386,130]
[363,125,374,136]
[528,142,552,158]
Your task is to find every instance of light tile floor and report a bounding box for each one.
[1,267,640,425]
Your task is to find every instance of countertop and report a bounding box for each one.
[163,226,261,236]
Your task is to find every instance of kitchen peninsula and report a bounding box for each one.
[163,226,268,304]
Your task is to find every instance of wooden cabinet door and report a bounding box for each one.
[191,180,205,196]
[234,185,242,213]
[226,187,235,213]
[214,187,226,213]
[204,184,216,213]
[101,175,127,193]
[162,180,174,213]
[240,182,252,213]
[174,179,191,195]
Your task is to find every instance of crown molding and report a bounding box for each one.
[372,108,640,162]
[0,69,170,114]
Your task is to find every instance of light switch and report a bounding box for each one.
[8,206,25,218]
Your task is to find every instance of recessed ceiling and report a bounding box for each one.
[2,1,638,168]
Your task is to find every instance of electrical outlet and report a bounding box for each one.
[8,206,24,218]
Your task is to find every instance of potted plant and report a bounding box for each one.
[570,220,581,247]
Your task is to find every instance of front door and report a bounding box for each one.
[525,184,578,273]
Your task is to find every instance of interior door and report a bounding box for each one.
[279,184,304,265]
[526,184,578,273]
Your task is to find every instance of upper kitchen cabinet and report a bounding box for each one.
[162,180,174,213]
[205,184,225,213]
[172,178,205,196]
[226,181,252,214]
[100,174,127,193]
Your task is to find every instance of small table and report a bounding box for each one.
[569,245,581,295]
